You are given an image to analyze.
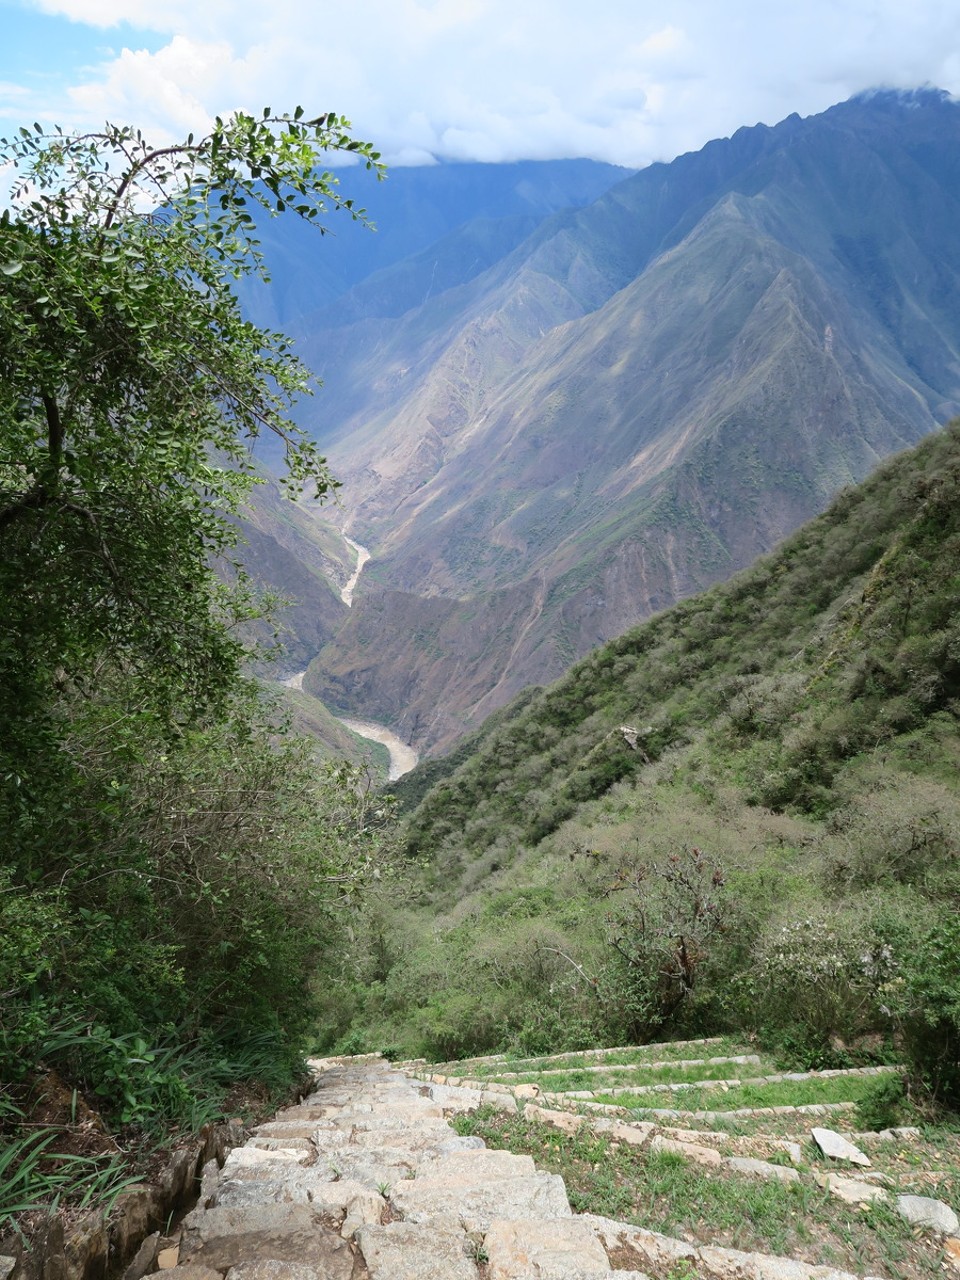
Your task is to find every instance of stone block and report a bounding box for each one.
[819,1174,887,1205]
[483,1217,610,1278]
[222,1149,309,1170]
[523,1104,587,1135]
[356,1222,478,1280]
[392,1172,572,1232]
[650,1136,722,1166]
[726,1157,800,1184]
[225,1264,327,1280]
[340,1190,385,1238]
[122,1233,159,1280]
[146,1269,221,1280]
[179,1205,354,1277]
[811,1128,870,1167]
[417,1150,536,1181]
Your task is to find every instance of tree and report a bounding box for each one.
[605,846,730,1038]
[0,112,390,1125]
[0,110,381,723]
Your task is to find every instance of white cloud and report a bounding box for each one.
[12,0,960,166]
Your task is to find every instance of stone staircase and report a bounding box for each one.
[137,1051,959,1280]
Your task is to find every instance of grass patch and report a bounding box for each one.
[463,1037,755,1078]
[495,1057,778,1093]
[607,1072,884,1114]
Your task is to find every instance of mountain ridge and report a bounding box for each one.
[294,91,960,751]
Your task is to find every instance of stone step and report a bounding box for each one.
[143,1052,905,1280]
[356,1221,479,1279]
[391,1171,573,1232]
[482,1218,611,1278]
[177,1205,355,1278]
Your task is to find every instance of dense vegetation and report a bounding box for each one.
[335,424,960,1106]
[0,110,394,1217]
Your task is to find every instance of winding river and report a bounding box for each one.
[282,535,419,781]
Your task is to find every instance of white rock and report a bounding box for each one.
[811,1127,871,1167]
[820,1174,887,1205]
[726,1157,800,1184]
[895,1195,960,1235]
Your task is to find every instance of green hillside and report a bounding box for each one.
[331,423,960,1101]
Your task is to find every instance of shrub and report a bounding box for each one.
[855,1074,907,1131]
[750,913,895,1056]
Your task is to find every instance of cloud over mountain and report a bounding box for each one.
[9,0,960,164]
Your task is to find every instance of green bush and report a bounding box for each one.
[855,1074,907,1131]
[750,913,895,1056]
[896,915,960,1106]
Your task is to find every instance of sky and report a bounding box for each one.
[1,0,959,169]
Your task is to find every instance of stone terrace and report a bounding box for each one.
[129,1051,959,1280]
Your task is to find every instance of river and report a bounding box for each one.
[340,536,371,607]
[280,535,419,780]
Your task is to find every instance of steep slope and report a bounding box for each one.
[336,423,960,1062]
[302,90,960,752]
[399,419,960,865]
[233,474,352,678]
[236,158,630,334]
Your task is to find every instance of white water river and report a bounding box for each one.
[340,536,371,607]
[281,535,419,781]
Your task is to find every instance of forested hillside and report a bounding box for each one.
[331,423,960,1105]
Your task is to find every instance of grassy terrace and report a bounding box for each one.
[451,1106,950,1280]
[502,1056,778,1093]
[608,1072,889,1115]
[442,1036,754,1078]
[634,1107,862,1139]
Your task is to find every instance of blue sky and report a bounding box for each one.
[2,0,959,167]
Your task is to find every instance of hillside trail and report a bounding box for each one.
[138,1051,952,1280]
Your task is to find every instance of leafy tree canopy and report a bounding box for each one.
[0,113,400,1166]
[0,110,383,748]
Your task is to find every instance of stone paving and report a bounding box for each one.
[139,1054,929,1280]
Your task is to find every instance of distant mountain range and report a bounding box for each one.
[239,90,960,755]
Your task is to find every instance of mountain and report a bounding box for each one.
[236,158,631,335]
[294,89,960,753]
[335,421,960,1063]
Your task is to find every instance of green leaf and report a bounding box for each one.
[1,261,23,275]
